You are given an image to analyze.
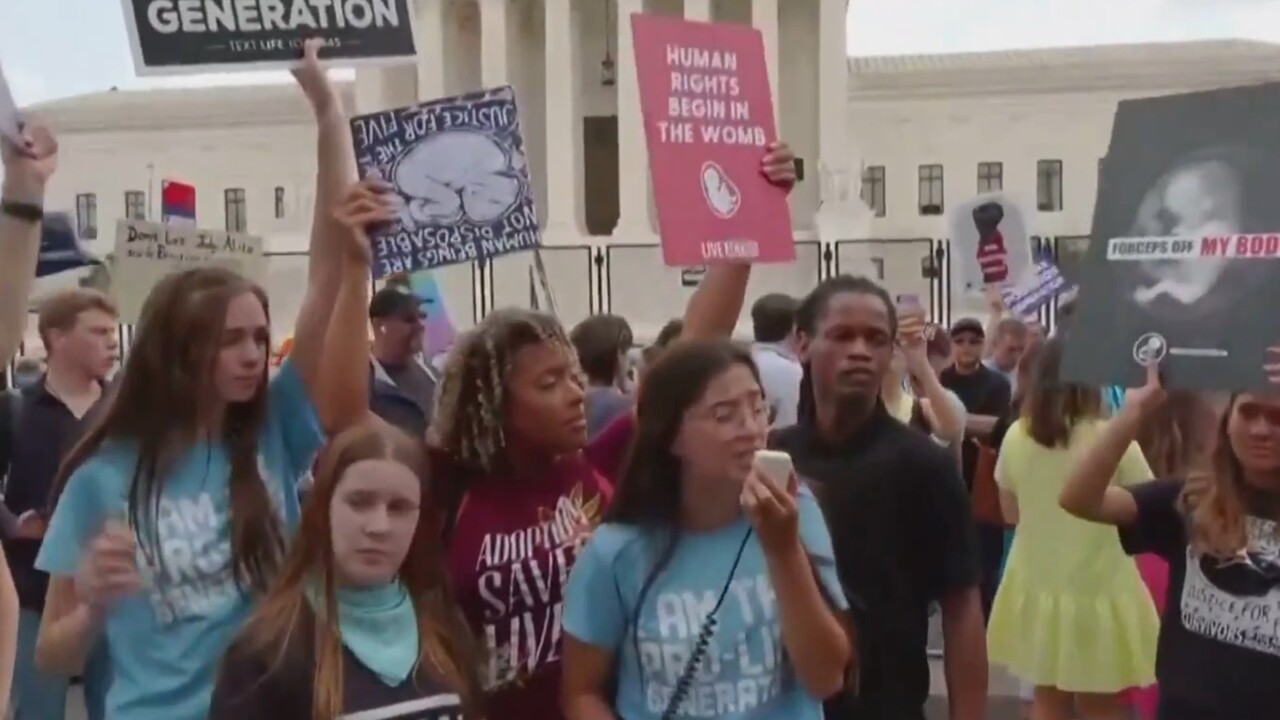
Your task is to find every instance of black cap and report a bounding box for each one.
[369,287,426,321]
[949,317,985,339]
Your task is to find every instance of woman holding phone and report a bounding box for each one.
[559,339,852,720]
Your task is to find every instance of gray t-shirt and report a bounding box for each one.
[383,361,438,425]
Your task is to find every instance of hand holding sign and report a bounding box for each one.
[761,141,796,191]
[1122,364,1167,418]
[333,178,397,265]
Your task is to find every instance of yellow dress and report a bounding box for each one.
[987,418,1160,692]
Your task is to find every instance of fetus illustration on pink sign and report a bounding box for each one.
[631,13,794,266]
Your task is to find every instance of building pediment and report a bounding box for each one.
[25,81,358,133]
[849,39,1280,98]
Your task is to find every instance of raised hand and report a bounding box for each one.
[1266,346,1280,385]
[75,520,142,609]
[1,121,58,198]
[1122,363,1166,417]
[332,177,396,264]
[897,306,929,370]
[290,38,338,116]
[761,141,797,192]
[984,285,1006,315]
[741,466,800,556]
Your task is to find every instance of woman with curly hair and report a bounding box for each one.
[1061,366,1280,720]
[429,146,798,720]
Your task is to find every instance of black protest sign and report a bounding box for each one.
[1062,82,1280,392]
[121,0,417,75]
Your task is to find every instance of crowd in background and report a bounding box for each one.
[0,38,1275,720]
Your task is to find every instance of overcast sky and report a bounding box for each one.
[3,0,1278,105]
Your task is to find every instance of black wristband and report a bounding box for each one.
[0,200,43,223]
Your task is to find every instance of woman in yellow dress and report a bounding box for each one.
[988,336,1159,720]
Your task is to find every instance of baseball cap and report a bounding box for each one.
[949,317,985,339]
[369,287,426,321]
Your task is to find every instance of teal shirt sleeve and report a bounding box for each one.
[36,458,113,576]
[562,527,630,650]
[267,359,326,488]
[796,488,849,611]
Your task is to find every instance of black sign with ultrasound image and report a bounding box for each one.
[1062,82,1280,392]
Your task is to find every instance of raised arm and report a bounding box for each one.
[285,39,360,405]
[0,124,58,367]
[314,180,395,429]
[1059,365,1164,525]
[0,545,17,714]
[680,142,796,342]
[980,288,1005,359]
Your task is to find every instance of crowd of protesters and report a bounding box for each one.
[0,38,1275,720]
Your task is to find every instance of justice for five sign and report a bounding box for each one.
[1107,234,1280,260]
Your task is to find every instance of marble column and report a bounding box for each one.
[684,0,712,22]
[815,0,870,247]
[479,0,511,86]
[751,0,780,123]
[544,0,582,237]
[612,0,653,240]
[353,68,397,114]
[414,0,448,101]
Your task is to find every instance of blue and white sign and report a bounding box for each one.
[1000,259,1075,318]
[351,86,541,278]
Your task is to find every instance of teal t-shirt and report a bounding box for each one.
[36,361,324,720]
[562,487,847,720]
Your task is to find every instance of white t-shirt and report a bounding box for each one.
[752,342,804,429]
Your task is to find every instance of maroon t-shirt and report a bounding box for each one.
[442,414,633,720]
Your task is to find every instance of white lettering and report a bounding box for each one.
[144,0,401,33]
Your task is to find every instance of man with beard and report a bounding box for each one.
[368,287,439,436]
[770,275,987,720]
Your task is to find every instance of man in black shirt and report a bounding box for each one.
[1,289,116,720]
[940,317,1012,619]
[770,276,987,720]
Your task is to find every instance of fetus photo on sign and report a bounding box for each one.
[1063,82,1280,391]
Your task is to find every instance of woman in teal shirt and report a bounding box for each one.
[32,41,373,720]
[560,340,852,720]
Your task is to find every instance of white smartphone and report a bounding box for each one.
[753,449,795,487]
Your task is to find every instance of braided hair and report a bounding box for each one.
[433,307,579,475]
[795,275,897,423]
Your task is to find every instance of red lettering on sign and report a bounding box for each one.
[1234,234,1280,257]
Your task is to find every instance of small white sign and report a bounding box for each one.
[110,219,265,322]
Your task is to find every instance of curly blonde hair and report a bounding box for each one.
[1179,395,1272,558]
[432,308,577,475]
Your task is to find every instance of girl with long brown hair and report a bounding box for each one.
[30,41,372,720]
[209,421,483,720]
[429,147,796,720]
[1061,366,1280,720]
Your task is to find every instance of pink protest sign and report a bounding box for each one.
[631,13,794,266]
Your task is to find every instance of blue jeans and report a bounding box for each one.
[13,608,110,720]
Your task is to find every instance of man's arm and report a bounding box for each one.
[0,124,58,368]
[920,450,987,720]
[940,586,988,720]
[965,374,1012,438]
